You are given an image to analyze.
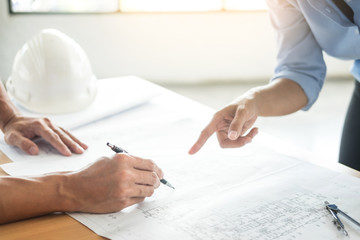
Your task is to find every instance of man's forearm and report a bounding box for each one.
[0,154,164,224]
[0,174,75,224]
[245,78,308,117]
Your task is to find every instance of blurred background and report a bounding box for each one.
[0,0,354,165]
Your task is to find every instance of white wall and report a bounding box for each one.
[0,1,353,84]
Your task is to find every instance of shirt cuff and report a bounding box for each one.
[270,70,323,111]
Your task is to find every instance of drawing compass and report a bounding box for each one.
[325,201,360,236]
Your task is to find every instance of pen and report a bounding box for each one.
[107,142,175,189]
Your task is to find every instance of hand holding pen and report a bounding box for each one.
[107,142,175,189]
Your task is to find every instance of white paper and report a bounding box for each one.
[70,160,360,240]
[11,76,160,130]
[1,78,360,240]
[0,113,195,175]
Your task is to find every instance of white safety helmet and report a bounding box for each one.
[6,29,97,114]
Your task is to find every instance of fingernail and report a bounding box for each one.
[29,147,37,155]
[228,131,238,140]
[245,139,252,144]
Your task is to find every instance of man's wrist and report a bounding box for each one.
[0,81,20,132]
[0,110,16,132]
[40,173,79,213]
[0,96,20,132]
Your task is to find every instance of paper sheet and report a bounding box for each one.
[1,81,360,240]
[70,161,360,240]
[10,76,160,130]
[0,114,195,175]
[3,112,359,240]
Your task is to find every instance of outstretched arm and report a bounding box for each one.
[189,78,307,154]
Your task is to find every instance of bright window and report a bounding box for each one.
[223,0,267,11]
[10,0,119,13]
[119,0,222,12]
[10,0,267,13]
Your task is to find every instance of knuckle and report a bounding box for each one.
[138,187,144,196]
[116,188,129,199]
[200,129,210,137]
[157,167,164,179]
[150,172,158,185]
[147,160,156,171]
[213,112,222,120]
[34,119,45,128]
[147,188,155,197]
[43,117,51,124]
[114,153,129,164]
[4,132,15,144]
[121,199,131,207]
[118,169,133,182]
[219,142,227,149]
[236,105,248,116]
[50,130,62,141]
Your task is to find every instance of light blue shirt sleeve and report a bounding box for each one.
[266,0,326,110]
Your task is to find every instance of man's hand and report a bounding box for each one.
[66,154,164,213]
[0,153,164,224]
[2,115,87,156]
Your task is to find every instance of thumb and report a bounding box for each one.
[227,111,246,140]
[5,132,39,155]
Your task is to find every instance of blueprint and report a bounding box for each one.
[70,156,360,240]
[1,89,360,239]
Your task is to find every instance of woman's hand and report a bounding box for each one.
[189,96,259,154]
[189,79,308,155]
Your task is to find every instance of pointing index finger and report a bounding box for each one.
[188,121,217,155]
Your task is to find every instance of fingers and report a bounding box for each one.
[227,104,258,139]
[35,126,72,156]
[240,116,258,136]
[114,154,163,188]
[4,131,39,155]
[227,110,248,140]
[217,127,258,148]
[51,127,85,154]
[132,183,157,197]
[132,156,164,180]
[116,183,156,199]
[35,118,86,156]
[188,120,218,155]
[2,116,87,156]
[189,102,258,151]
[134,170,161,188]
[60,127,88,150]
